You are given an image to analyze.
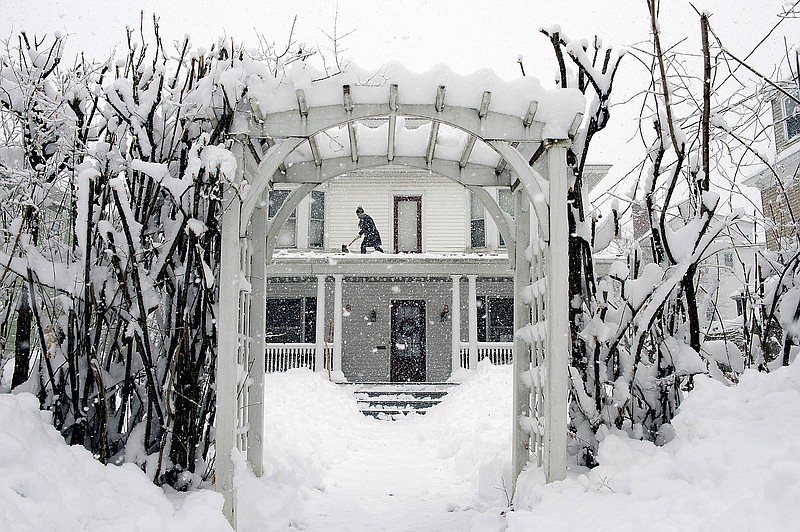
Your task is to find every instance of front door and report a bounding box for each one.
[390,300,426,382]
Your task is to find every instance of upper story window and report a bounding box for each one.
[394,195,422,253]
[268,189,296,248]
[783,92,800,143]
[470,193,486,248]
[723,252,735,268]
[497,188,513,247]
[309,190,325,248]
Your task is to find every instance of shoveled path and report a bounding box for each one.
[296,418,478,531]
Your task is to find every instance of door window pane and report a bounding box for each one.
[395,304,423,357]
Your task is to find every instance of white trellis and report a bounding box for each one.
[215,79,576,527]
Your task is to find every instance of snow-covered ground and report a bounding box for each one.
[2,359,800,531]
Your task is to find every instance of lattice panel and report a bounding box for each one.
[528,237,548,467]
[235,239,253,454]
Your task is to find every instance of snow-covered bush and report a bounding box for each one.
[0,23,305,489]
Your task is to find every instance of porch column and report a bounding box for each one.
[467,274,479,370]
[333,274,344,380]
[450,274,462,373]
[315,275,327,375]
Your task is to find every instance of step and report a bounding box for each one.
[341,381,458,419]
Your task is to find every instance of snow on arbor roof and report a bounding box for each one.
[244,61,585,140]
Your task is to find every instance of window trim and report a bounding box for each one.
[497,187,512,248]
[308,190,325,249]
[268,189,297,248]
[470,192,486,249]
[783,92,800,143]
[393,195,422,253]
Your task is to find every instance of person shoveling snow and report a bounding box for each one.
[344,206,383,253]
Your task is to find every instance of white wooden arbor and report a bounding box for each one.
[216,80,576,527]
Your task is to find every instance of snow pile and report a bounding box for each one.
[0,393,231,532]
[510,361,800,531]
[8,359,798,531]
[236,368,365,531]
[421,359,513,503]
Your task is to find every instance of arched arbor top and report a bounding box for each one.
[231,81,583,240]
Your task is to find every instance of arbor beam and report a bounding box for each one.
[274,156,512,186]
[244,104,545,142]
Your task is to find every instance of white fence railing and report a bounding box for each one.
[265,343,333,373]
[459,342,514,369]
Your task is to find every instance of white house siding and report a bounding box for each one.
[326,167,468,253]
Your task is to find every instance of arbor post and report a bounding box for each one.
[511,187,532,495]
[544,141,570,482]
[247,200,268,477]
[216,146,243,527]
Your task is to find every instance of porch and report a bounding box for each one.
[262,252,515,381]
[264,341,514,373]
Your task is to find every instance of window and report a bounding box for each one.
[784,93,800,143]
[723,252,734,268]
[705,302,716,322]
[487,297,514,342]
[309,191,325,248]
[268,189,296,248]
[470,193,486,248]
[475,296,513,342]
[266,297,316,343]
[497,188,513,247]
[476,296,487,342]
[394,195,422,253]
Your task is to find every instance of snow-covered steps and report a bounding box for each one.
[343,382,458,419]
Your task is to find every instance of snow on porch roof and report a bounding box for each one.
[238,61,586,140]
[265,249,513,276]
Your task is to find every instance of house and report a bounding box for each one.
[746,81,800,250]
[262,158,610,383]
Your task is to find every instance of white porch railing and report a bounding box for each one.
[265,343,333,372]
[459,342,514,369]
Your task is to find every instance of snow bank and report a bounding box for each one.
[420,360,513,504]
[237,368,365,531]
[0,393,231,532]
[510,361,800,531]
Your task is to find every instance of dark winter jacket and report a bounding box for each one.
[358,214,382,246]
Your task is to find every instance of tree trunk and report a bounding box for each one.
[11,288,32,389]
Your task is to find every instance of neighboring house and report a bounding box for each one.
[263,163,609,383]
[627,185,761,329]
[746,82,800,251]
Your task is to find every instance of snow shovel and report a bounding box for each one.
[341,236,359,252]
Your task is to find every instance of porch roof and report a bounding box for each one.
[265,250,512,276]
